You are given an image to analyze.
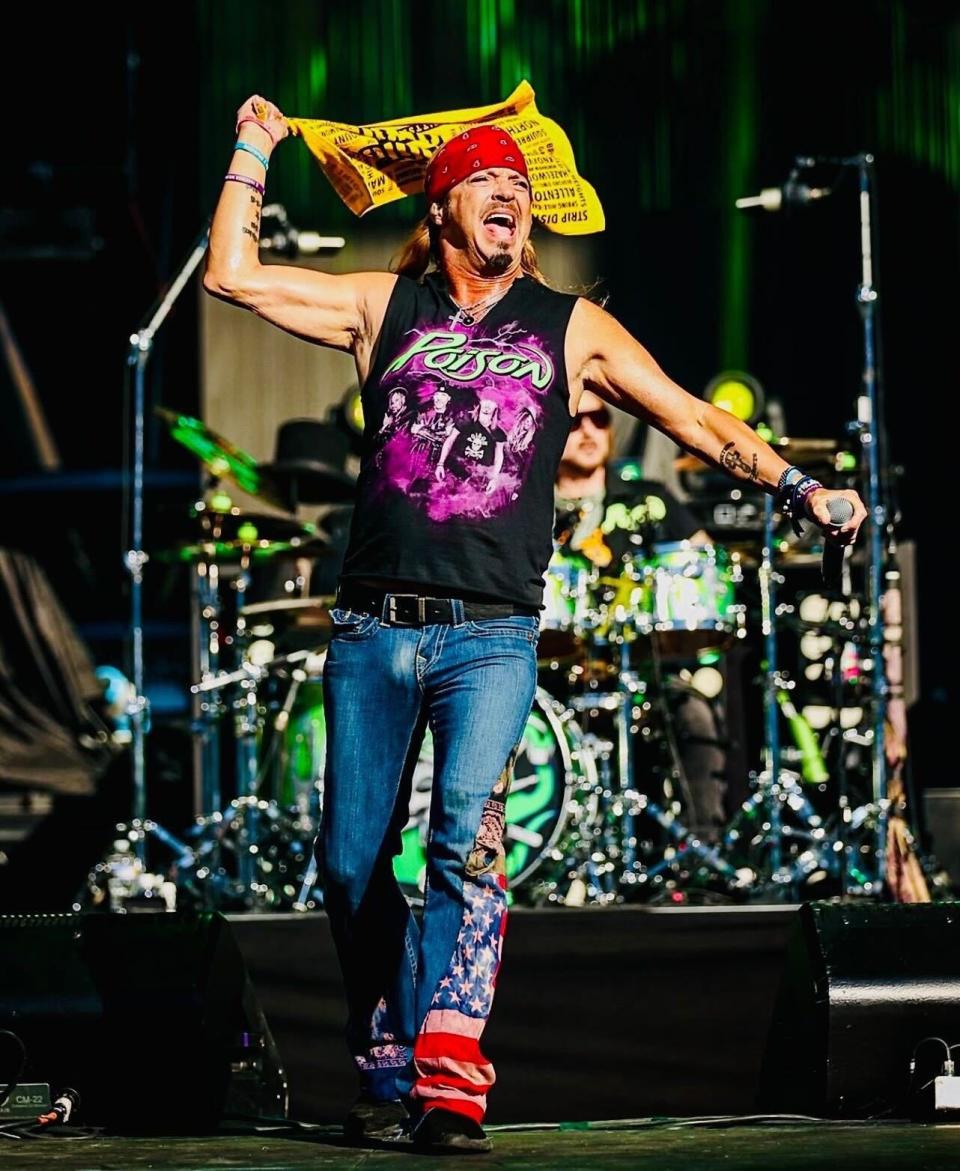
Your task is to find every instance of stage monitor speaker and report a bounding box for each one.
[0,911,287,1132]
[759,901,960,1118]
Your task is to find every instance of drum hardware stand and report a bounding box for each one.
[605,637,746,895]
[709,490,850,897]
[180,648,315,908]
[574,732,623,904]
[189,482,239,825]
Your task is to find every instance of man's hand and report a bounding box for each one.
[234,94,290,144]
[435,465,446,482]
[805,487,867,546]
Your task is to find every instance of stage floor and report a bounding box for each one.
[1,1120,955,1169]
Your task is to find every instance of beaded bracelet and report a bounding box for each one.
[236,115,278,145]
[234,140,269,169]
[224,172,265,196]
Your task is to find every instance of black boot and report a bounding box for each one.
[411,1107,492,1154]
[342,1094,409,1144]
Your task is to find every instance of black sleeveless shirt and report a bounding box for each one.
[340,272,578,608]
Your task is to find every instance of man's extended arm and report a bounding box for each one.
[566,298,866,544]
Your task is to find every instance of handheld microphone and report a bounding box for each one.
[822,497,854,590]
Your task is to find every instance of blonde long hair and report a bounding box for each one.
[392,215,549,285]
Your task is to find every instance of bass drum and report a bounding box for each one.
[274,679,597,903]
[393,687,597,900]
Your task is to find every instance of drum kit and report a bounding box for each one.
[89,414,884,912]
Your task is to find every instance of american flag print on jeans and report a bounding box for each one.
[411,755,512,1122]
[412,870,508,1121]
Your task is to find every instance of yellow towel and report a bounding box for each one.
[287,81,604,236]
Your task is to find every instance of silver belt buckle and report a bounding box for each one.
[386,594,417,626]
[418,597,427,624]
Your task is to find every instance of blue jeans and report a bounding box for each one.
[319,602,538,1121]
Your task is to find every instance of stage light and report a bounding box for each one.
[703,370,765,426]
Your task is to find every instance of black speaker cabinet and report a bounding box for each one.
[759,901,960,1118]
[0,911,286,1132]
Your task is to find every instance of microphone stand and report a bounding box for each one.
[792,153,889,891]
[852,154,889,890]
[738,153,891,893]
[124,223,209,866]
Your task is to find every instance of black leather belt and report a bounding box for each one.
[336,584,535,627]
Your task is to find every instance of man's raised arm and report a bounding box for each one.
[202,94,396,370]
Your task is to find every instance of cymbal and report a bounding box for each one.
[156,537,326,564]
[190,508,319,545]
[722,540,865,569]
[157,507,330,565]
[155,407,288,509]
[675,438,841,476]
[241,596,337,650]
[241,596,336,626]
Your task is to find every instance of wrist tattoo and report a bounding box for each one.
[720,442,759,481]
[242,226,258,241]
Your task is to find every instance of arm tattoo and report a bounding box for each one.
[239,194,262,243]
[720,442,759,481]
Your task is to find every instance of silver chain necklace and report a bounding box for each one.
[447,284,511,327]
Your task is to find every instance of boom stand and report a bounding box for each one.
[125,224,209,864]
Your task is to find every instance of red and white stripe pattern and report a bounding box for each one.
[411,870,508,1122]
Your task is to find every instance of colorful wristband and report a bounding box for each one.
[234,140,269,169]
[236,115,278,145]
[224,172,265,196]
[776,471,822,535]
[777,465,804,492]
[795,480,821,518]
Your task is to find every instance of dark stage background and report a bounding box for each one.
[3,1,958,836]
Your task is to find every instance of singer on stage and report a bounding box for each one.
[204,94,866,1155]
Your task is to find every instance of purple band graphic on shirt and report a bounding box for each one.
[371,322,557,523]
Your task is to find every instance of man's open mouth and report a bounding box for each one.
[483,210,517,239]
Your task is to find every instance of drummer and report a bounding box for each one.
[553,390,727,840]
[555,390,710,559]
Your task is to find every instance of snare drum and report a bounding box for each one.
[622,541,741,660]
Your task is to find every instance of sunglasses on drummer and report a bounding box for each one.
[572,408,611,430]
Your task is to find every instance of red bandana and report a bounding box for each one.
[424,125,528,204]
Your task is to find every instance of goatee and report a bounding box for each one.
[487,250,513,275]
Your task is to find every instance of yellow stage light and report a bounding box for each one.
[703,370,765,426]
